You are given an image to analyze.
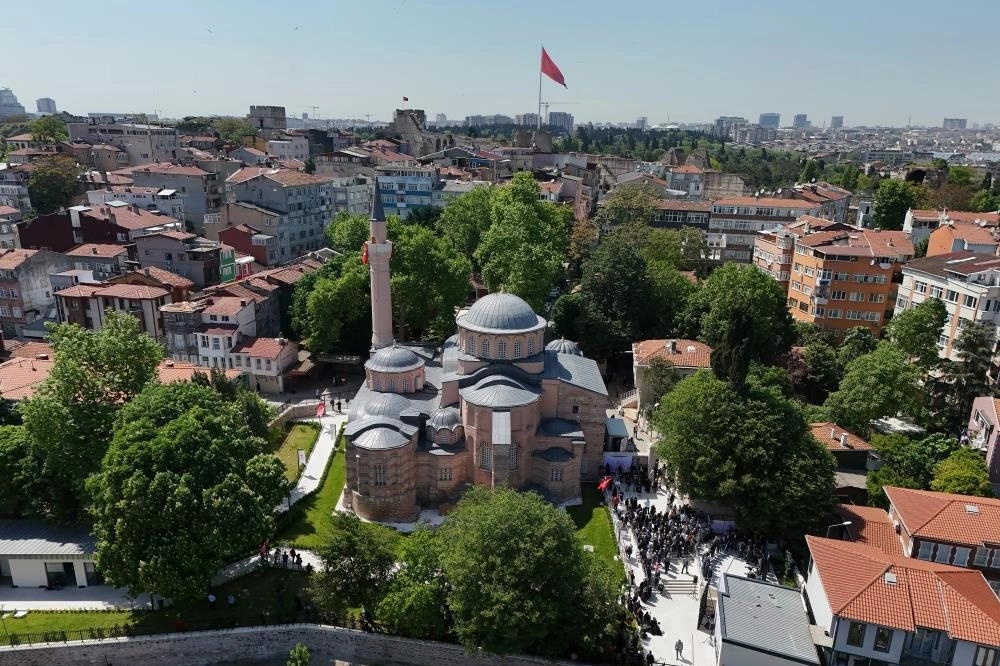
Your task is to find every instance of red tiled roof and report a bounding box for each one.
[157,360,240,384]
[806,536,1000,644]
[120,266,195,290]
[632,339,712,369]
[0,249,37,270]
[0,357,54,400]
[141,230,196,241]
[835,505,901,556]
[231,336,290,359]
[94,284,168,299]
[0,205,19,217]
[715,197,823,209]
[935,221,997,245]
[810,422,874,452]
[84,205,175,231]
[123,163,210,177]
[885,486,1000,548]
[54,284,103,298]
[672,164,703,174]
[8,341,54,360]
[201,296,249,316]
[65,243,128,258]
[911,209,1000,225]
[196,324,239,336]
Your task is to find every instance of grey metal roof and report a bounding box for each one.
[718,575,819,665]
[545,338,583,356]
[459,375,540,408]
[532,446,575,462]
[605,417,629,439]
[364,345,425,372]
[492,411,512,446]
[362,392,413,419]
[0,520,97,557]
[457,293,546,334]
[538,417,584,438]
[542,351,608,396]
[427,406,462,431]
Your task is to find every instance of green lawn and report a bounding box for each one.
[275,430,346,550]
[0,568,310,646]
[272,422,321,482]
[568,484,624,580]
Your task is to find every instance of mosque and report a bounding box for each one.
[343,195,610,522]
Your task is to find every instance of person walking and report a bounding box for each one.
[675,638,684,660]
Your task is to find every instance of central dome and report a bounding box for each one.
[460,292,544,333]
[365,345,425,372]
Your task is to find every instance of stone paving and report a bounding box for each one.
[284,411,349,508]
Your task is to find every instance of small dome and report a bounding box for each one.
[460,292,544,333]
[364,393,411,418]
[427,406,462,431]
[545,338,583,356]
[365,345,425,373]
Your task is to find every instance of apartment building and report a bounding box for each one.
[226,167,335,259]
[894,251,1000,365]
[783,183,853,224]
[266,135,310,161]
[754,216,856,289]
[787,227,912,337]
[0,248,72,336]
[375,165,437,219]
[965,396,1000,487]
[17,203,182,253]
[67,121,179,164]
[903,209,1000,244]
[56,141,129,172]
[0,164,32,212]
[0,205,22,249]
[63,243,130,279]
[85,185,185,222]
[124,163,224,232]
[218,221,278,267]
[926,220,999,256]
[709,197,824,262]
[664,164,704,197]
[133,231,235,287]
[54,283,173,342]
[649,200,711,230]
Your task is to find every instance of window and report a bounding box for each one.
[513,340,521,357]
[869,293,885,303]
[481,338,490,357]
[439,467,453,481]
[846,622,866,647]
[931,286,943,298]
[480,442,492,470]
[234,356,242,367]
[210,314,218,321]
[265,360,272,371]
[964,295,979,308]
[846,310,861,320]
[805,266,815,277]
[873,627,892,652]
[387,378,395,392]
[802,285,812,296]
[915,281,927,294]
[850,291,866,301]
[798,301,808,311]
[974,547,993,566]
[402,378,409,392]
[954,547,971,567]
[201,335,209,348]
[945,289,959,303]
[831,290,847,300]
[212,337,220,350]
[854,273,869,283]
[373,377,381,391]
[550,467,563,481]
[572,404,580,415]
[791,281,801,292]
[793,262,803,273]
[827,308,842,318]
[467,335,475,352]
[498,340,507,359]
[918,541,934,560]
[935,545,954,563]
[0,305,10,316]
[11,307,19,318]
[255,359,262,369]
[975,646,999,666]
[373,464,386,487]
[835,272,849,281]
[527,337,534,355]
[510,443,519,469]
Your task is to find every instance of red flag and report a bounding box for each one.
[361,242,369,265]
[540,48,567,88]
[597,476,613,492]
[315,402,326,418]
[402,96,409,102]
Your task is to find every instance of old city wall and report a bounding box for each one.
[0,624,580,666]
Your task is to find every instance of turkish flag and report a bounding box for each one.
[361,242,369,265]
[598,476,613,492]
[402,96,409,102]
[540,48,567,88]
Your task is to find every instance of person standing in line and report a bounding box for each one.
[675,638,684,660]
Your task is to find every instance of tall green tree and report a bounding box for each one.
[325,212,370,254]
[28,155,81,214]
[942,322,997,431]
[212,117,258,144]
[28,116,67,144]
[931,448,994,497]
[438,487,616,657]
[0,425,30,515]
[642,227,709,273]
[653,371,835,538]
[795,341,842,404]
[88,382,288,600]
[837,326,878,367]
[866,433,961,507]
[647,259,698,335]
[594,181,662,231]
[20,311,163,523]
[298,256,371,354]
[435,184,494,267]
[884,298,947,371]
[873,179,926,230]
[644,357,680,408]
[375,527,449,640]
[825,343,921,437]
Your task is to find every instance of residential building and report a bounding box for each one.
[804,535,1000,666]
[730,124,777,145]
[753,216,855,290]
[715,574,819,666]
[944,118,968,130]
[0,88,25,119]
[784,183,853,224]
[226,167,335,258]
[709,197,824,262]
[107,266,195,302]
[3,134,37,151]
[0,248,72,336]
[927,220,999,256]
[133,231,231,287]
[966,396,1000,488]
[631,339,712,412]
[248,105,286,139]
[809,421,873,470]
[864,148,914,166]
[787,227,912,337]
[713,116,747,138]
[17,203,182,252]
[124,162,224,232]
[548,111,574,133]
[35,97,57,114]
[218,220,278,266]
[228,146,268,164]
[516,113,540,127]
[665,164,704,197]
[701,171,750,201]
[792,114,808,129]
[885,485,1000,594]
[904,209,1000,244]
[63,243,130,278]
[266,135,309,161]
[85,185,185,222]
[758,112,780,128]
[55,141,130,173]
[375,165,437,219]
[67,120,179,164]
[831,115,844,129]
[0,164,32,212]
[649,200,711,231]
[54,282,173,341]
[0,205,21,249]
[893,252,1000,364]
[231,336,299,393]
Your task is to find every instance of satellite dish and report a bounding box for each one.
[777,188,783,194]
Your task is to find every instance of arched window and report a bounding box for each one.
[387,378,396,392]
[440,430,451,445]
[513,339,521,358]
[498,340,507,359]
[374,464,386,486]
[467,335,475,353]
[510,443,520,470]
[480,442,492,470]
[527,337,534,355]
[402,378,410,392]
[373,377,381,391]
[481,338,490,357]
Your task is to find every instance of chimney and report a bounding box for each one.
[668,340,677,354]
[91,247,98,255]
[143,267,150,276]
[36,353,49,360]
[830,427,836,440]
[840,433,850,448]
[165,360,174,367]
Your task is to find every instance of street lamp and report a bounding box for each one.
[826,520,852,538]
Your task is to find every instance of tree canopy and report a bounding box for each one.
[594,180,662,231]
[866,433,961,507]
[88,382,288,600]
[931,447,994,497]
[29,116,67,144]
[884,298,947,370]
[28,155,81,214]
[873,180,926,230]
[435,184,493,266]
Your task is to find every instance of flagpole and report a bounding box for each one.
[537,47,543,130]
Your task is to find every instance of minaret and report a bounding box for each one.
[366,186,394,351]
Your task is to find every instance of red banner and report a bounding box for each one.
[315,403,326,418]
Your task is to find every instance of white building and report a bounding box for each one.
[709,197,823,262]
[266,135,310,161]
[86,186,185,222]
[0,520,101,588]
[68,121,179,165]
[903,209,1000,244]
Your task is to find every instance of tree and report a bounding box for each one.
[971,189,1000,213]
[645,357,680,406]
[299,257,371,354]
[20,311,164,523]
[326,212,370,254]
[435,184,494,267]
[647,259,697,335]
[568,217,598,268]
[684,262,795,366]
[884,298,947,371]
[710,304,754,392]
[28,115,67,144]
[866,433,961,507]
[375,527,448,640]
[653,371,835,538]
[837,326,878,367]
[594,181,662,231]
[549,292,585,342]
[303,158,316,175]
[873,179,926,230]
[402,205,442,229]
[439,487,616,657]
[914,236,930,258]
[0,425,30,515]
[931,448,994,497]
[88,382,288,600]
[309,511,400,616]
[940,322,997,432]
[192,368,274,439]
[286,643,311,666]
[800,159,820,183]
[212,117,258,144]
[796,341,842,404]
[642,227,709,273]
[474,173,567,311]
[28,155,81,214]
[825,343,921,437]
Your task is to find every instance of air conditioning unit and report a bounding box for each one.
[818,278,831,286]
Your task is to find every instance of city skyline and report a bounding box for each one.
[4,0,999,127]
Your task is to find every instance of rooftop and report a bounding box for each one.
[718,575,818,664]
[903,251,1000,279]
[633,339,712,368]
[910,209,1000,225]
[65,243,129,258]
[201,296,250,316]
[94,284,169,300]
[885,485,1000,548]
[231,336,292,359]
[834,505,900,556]
[809,421,874,452]
[456,292,546,334]
[0,519,96,557]
[715,197,823,209]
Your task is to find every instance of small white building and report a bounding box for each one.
[0,520,101,588]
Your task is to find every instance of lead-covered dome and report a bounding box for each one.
[363,393,412,418]
[545,338,583,356]
[365,345,425,372]
[427,406,462,431]
[460,293,545,333]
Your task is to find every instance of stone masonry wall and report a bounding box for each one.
[0,624,581,666]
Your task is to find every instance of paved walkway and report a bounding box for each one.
[285,411,349,508]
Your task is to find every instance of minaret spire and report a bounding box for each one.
[366,186,394,351]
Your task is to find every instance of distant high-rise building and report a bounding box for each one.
[515,113,540,127]
[714,116,747,138]
[301,112,309,121]
[792,114,809,129]
[758,112,780,128]
[36,98,57,115]
[636,116,648,130]
[548,111,574,133]
[830,115,844,129]
[0,88,26,119]
[943,118,967,130]
[435,113,447,123]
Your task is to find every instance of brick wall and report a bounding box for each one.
[268,404,318,431]
[0,624,581,666]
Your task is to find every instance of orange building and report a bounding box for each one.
[786,228,913,337]
[753,216,854,290]
[926,220,999,257]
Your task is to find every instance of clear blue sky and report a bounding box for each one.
[6,0,997,127]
